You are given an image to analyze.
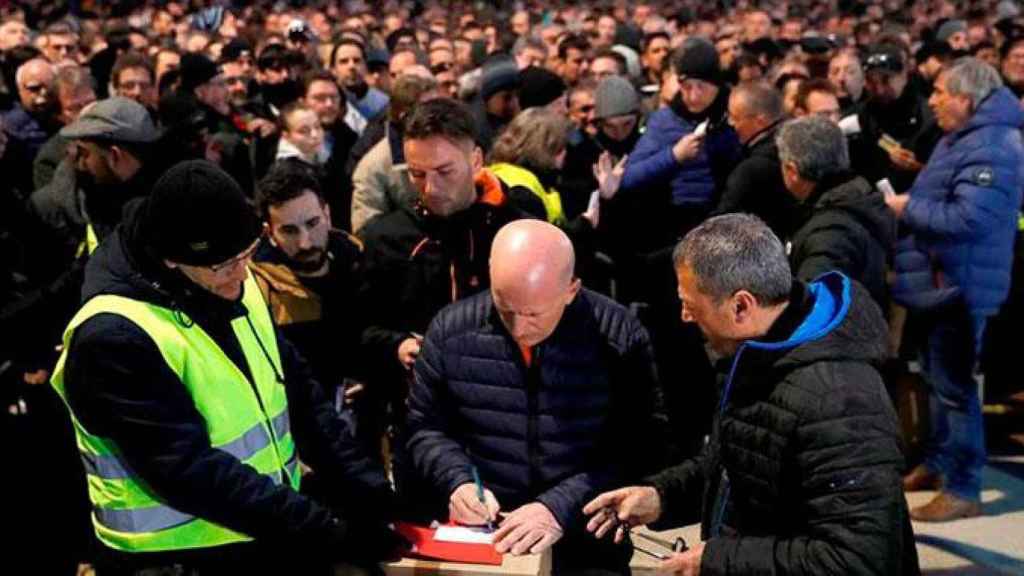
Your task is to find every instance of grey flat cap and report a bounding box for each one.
[60,97,160,143]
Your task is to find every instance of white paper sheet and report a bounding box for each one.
[434,525,495,544]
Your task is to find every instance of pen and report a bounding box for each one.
[471,465,494,531]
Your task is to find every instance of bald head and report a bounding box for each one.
[491,220,574,291]
[490,220,579,347]
[16,58,56,113]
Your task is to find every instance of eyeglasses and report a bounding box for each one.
[118,80,152,91]
[431,61,454,74]
[207,236,262,273]
[630,530,688,560]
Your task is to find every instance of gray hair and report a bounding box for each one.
[734,80,784,122]
[942,57,1003,110]
[513,35,547,57]
[673,214,792,305]
[776,116,849,182]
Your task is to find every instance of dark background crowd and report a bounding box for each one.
[2,0,1024,573]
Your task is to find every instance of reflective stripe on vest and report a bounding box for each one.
[81,409,292,481]
[76,224,99,257]
[489,162,567,226]
[50,273,300,553]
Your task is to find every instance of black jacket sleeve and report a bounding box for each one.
[644,447,708,530]
[64,313,340,544]
[275,331,395,519]
[793,221,865,284]
[700,362,910,576]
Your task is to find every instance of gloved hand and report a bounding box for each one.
[329,517,412,563]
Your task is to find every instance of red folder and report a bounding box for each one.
[394,522,503,565]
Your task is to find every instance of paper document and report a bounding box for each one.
[434,525,495,544]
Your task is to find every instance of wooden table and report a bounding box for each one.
[383,549,551,576]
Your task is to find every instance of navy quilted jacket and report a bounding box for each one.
[620,99,741,206]
[893,87,1024,315]
[404,288,670,532]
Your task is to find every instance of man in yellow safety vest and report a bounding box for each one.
[51,160,408,574]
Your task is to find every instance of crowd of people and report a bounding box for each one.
[3,0,1024,574]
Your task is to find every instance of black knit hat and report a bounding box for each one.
[179,52,219,92]
[674,37,722,85]
[518,66,566,110]
[144,160,260,267]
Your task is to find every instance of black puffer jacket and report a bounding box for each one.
[713,122,800,241]
[647,272,918,576]
[404,287,670,569]
[789,171,895,309]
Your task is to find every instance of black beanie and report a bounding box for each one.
[518,66,566,110]
[180,52,219,93]
[674,37,721,85]
[144,160,260,267]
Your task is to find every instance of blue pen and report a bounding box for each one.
[471,465,495,531]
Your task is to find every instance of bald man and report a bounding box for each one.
[402,220,670,574]
[3,58,61,160]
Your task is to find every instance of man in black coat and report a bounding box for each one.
[585,214,918,576]
[405,220,670,574]
[56,161,407,574]
[358,98,537,417]
[712,81,798,241]
[778,116,895,309]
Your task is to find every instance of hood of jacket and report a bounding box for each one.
[948,86,1024,142]
[805,171,896,248]
[736,272,888,379]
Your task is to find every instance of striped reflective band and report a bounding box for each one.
[96,503,195,533]
[81,410,290,481]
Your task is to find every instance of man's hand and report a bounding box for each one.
[593,151,628,200]
[885,192,910,218]
[493,502,563,555]
[22,369,50,386]
[248,118,278,138]
[449,483,500,526]
[888,146,923,172]
[583,486,662,543]
[397,334,423,369]
[672,132,705,164]
[342,380,365,404]
[657,542,705,576]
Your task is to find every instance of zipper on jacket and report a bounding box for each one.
[526,346,541,490]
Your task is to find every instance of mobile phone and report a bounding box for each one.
[876,178,896,200]
[694,120,709,137]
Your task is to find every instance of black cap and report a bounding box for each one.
[864,44,905,74]
[144,160,260,267]
[220,38,253,64]
[518,66,566,110]
[179,53,219,92]
[916,40,953,63]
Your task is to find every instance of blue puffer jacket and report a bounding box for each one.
[893,87,1024,316]
[404,288,669,533]
[620,104,740,206]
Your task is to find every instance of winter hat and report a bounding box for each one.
[611,44,642,79]
[480,54,521,101]
[179,52,219,93]
[864,44,905,74]
[518,66,566,110]
[674,37,721,85]
[936,19,967,43]
[594,76,640,120]
[144,160,260,267]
